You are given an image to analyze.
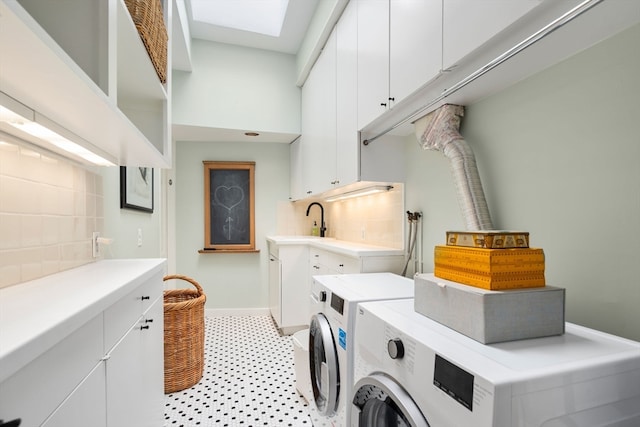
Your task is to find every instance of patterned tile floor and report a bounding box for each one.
[164,316,324,427]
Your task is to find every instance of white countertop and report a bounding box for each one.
[0,258,166,383]
[266,235,404,257]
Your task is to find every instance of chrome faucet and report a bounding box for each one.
[306,202,326,237]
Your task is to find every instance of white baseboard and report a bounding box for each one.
[205,307,271,317]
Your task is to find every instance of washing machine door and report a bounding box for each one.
[309,313,340,416]
[351,374,429,427]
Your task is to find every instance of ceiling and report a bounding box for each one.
[183,0,319,55]
[171,0,322,144]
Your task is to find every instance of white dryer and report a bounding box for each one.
[351,298,640,427]
[308,273,414,427]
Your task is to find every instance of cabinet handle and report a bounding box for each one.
[389,97,395,102]
[145,318,154,323]
[141,296,150,301]
[339,264,344,267]
[380,102,387,107]
[140,325,150,330]
[307,190,312,194]
[0,419,22,427]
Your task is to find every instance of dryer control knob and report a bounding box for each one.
[387,338,405,359]
[319,290,327,302]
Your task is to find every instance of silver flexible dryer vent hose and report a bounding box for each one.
[414,104,494,230]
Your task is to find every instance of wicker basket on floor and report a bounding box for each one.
[163,274,206,394]
[124,0,168,83]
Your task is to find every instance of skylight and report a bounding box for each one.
[191,0,290,37]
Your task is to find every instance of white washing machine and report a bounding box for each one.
[308,273,414,427]
[351,298,640,427]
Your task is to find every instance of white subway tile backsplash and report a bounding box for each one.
[290,184,405,249]
[0,144,103,288]
[21,215,43,247]
[42,216,60,245]
[0,214,21,249]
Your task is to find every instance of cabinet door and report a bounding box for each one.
[269,255,283,326]
[336,0,359,187]
[443,0,542,70]
[302,28,337,195]
[280,245,312,328]
[289,136,304,200]
[138,298,165,427]
[41,363,106,427]
[357,0,390,129]
[0,314,104,427]
[390,0,442,104]
[106,298,163,427]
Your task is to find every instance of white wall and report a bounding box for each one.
[405,24,640,341]
[172,39,300,135]
[174,140,290,310]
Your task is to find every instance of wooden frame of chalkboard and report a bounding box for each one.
[203,161,256,251]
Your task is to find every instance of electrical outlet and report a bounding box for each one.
[137,228,143,247]
[92,232,100,258]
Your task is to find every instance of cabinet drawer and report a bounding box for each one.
[309,248,327,264]
[336,255,360,274]
[140,270,163,314]
[0,314,104,427]
[104,271,162,351]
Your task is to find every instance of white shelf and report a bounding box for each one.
[0,0,171,167]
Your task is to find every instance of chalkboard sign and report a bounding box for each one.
[203,161,255,250]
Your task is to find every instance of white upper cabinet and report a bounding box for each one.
[289,136,304,200]
[442,0,542,71]
[389,0,443,107]
[357,0,443,130]
[300,28,337,197]
[335,0,359,189]
[356,0,389,130]
[0,0,171,167]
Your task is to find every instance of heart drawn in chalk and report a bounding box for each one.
[214,185,245,211]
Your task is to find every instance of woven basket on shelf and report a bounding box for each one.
[124,0,168,83]
[163,274,206,394]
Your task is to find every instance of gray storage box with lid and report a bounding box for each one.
[414,273,565,344]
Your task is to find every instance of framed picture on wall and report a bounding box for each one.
[120,166,154,213]
[203,161,256,251]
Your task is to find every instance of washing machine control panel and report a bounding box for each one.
[330,292,344,315]
[433,354,474,411]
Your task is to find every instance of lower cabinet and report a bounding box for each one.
[106,296,164,427]
[269,244,310,335]
[0,314,105,427]
[0,266,164,427]
[41,364,107,427]
[268,240,405,335]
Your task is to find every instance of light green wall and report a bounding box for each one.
[172,39,300,134]
[101,167,164,259]
[405,24,640,341]
[174,141,290,310]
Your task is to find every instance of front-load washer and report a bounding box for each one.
[308,273,414,427]
[351,298,640,427]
